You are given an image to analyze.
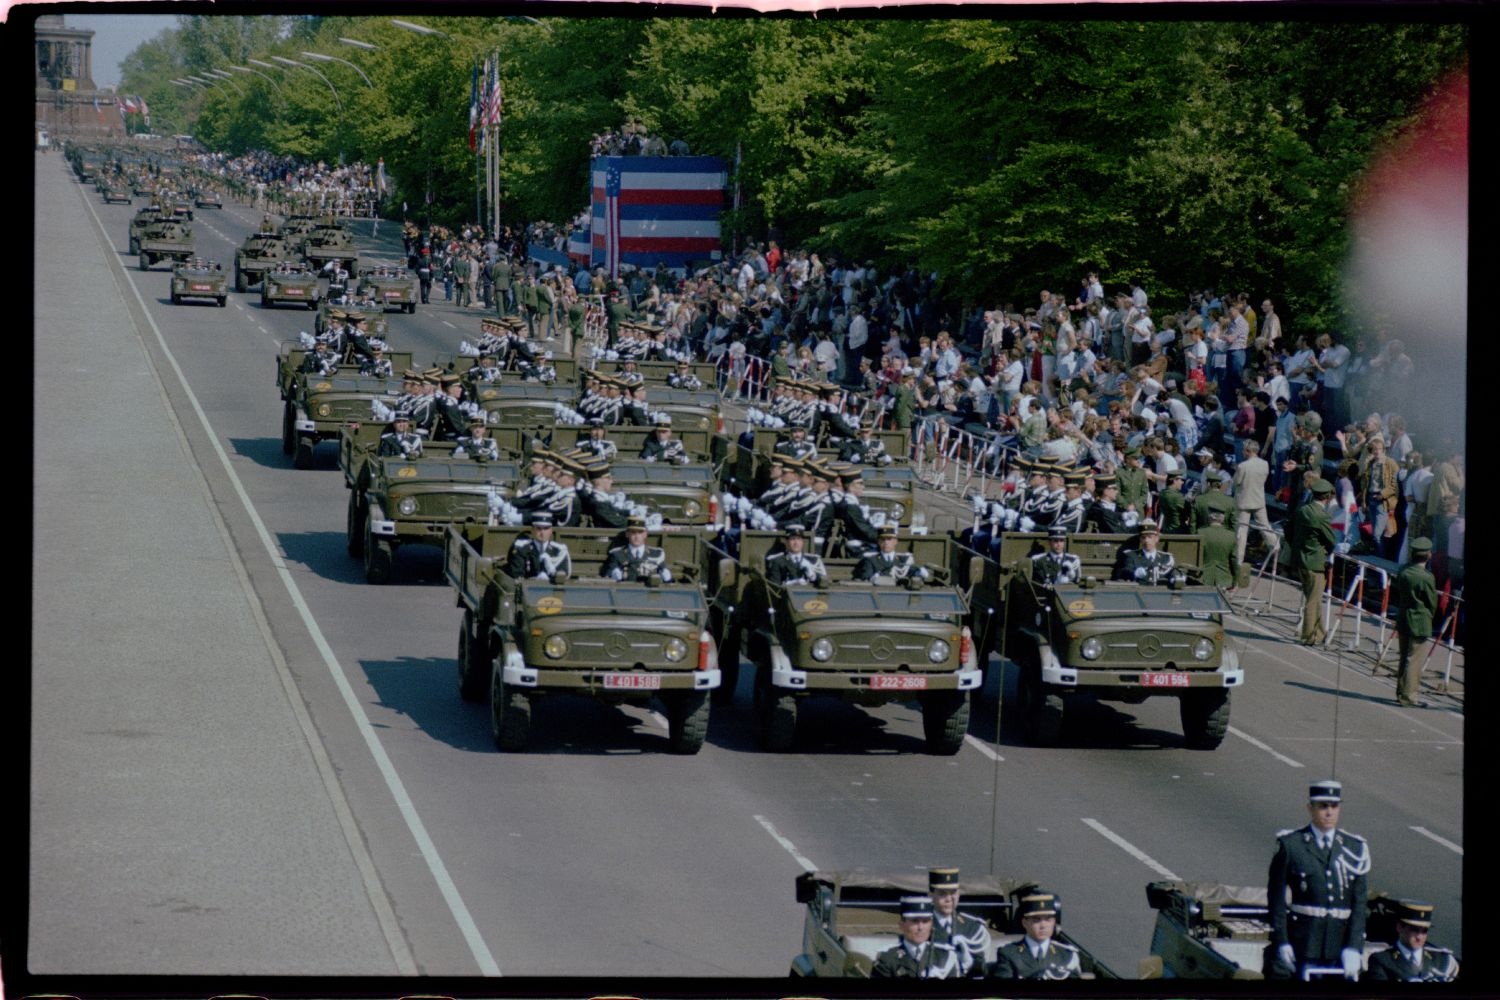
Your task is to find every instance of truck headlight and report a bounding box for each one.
[543,635,569,659]
[927,639,950,663]
[663,637,688,662]
[681,499,702,519]
[1081,638,1103,660]
[397,496,417,516]
[317,403,331,417]
[1193,638,1215,661]
[889,502,905,520]
[811,638,834,662]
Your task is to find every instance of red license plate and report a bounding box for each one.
[383,291,400,298]
[870,674,928,691]
[1141,672,1190,688]
[603,673,660,690]
[285,288,303,295]
[191,284,211,291]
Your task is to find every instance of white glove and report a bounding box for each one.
[1278,944,1296,971]
[870,511,887,528]
[645,512,664,530]
[970,495,987,514]
[1019,516,1035,532]
[1340,948,1361,980]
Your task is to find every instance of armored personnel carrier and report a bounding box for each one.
[233,232,290,292]
[137,219,195,271]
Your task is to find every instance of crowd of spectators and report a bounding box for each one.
[589,119,691,158]
[188,150,380,217]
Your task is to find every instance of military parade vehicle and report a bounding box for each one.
[588,356,720,387]
[276,353,405,469]
[313,303,390,340]
[127,205,164,254]
[1138,881,1448,980]
[166,193,194,222]
[445,523,722,753]
[233,232,291,292]
[274,340,415,404]
[339,425,523,584]
[594,459,718,525]
[277,212,323,247]
[168,260,228,307]
[730,426,910,495]
[790,870,1116,978]
[712,529,980,753]
[260,263,321,310]
[355,263,418,313]
[101,181,133,205]
[966,532,1242,749]
[136,219,195,272]
[192,186,223,209]
[301,220,360,273]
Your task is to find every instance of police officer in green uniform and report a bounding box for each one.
[1192,470,1238,532]
[1197,507,1240,589]
[490,255,514,315]
[1391,537,1438,707]
[1294,479,1338,645]
[516,273,539,338]
[1115,446,1150,521]
[988,893,1084,979]
[1365,901,1459,982]
[605,288,632,348]
[928,867,992,979]
[1157,468,1190,534]
[892,371,917,431]
[871,896,960,979]
[1266,779,1370,980]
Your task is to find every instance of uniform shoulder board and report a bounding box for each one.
[1339,830,1367,843]
[1050,940,1080,953]
[514,537,533,548]
[1276,827,1299,839]
[1427,946,1454,956]
[607,545,627,555]
[931,941,957,954]
[766,552,787,561]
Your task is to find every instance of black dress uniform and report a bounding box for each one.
[855,544,929,584]
[603,534,673,582]
[1267,781,1370,978]
[453,434,499,461]
[505,531,573,581]
[300,350,337,376]
[928,867,992,979]
[1116,526,1176,583]
[839,433,889,465]
[578,435,619,462]
[872,940,960,979]
[988,938,1084,980]
[1086,497,1128,534]
[377,428,422,458]
[775,436,818,461]
[640,433,688,464]
[838,494,882,553]
[579,483,632,529]
[1365,902,1458,984]
[1053,494,1089,534]
[1031,548,1083,585]
[764,542,827,586]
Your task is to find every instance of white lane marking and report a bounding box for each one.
[85,194,502,977]
[1410,826,1463,855]
[964,734,1004,762]
[234,301,243,311]
[1082,818,1180,880]
[442,320,457,329]
[1228,726,1304,768]
[753,814,817,872]
[257,326,269,335]
[1235,623,1463,739]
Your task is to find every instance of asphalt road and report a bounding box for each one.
[32,154,1466,981]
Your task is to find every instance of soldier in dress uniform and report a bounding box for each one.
[504,512,572,583]
[836,469,883,556]
[838,420,894,466]
[814,383,860,443]
[928,867,991,979]
[359,343,394,379]
[780,462,838,537]
[1115,521,1177,584]
[1116,446,1151,522]
[871,896,960,979]
[1197,508,1240,590]
[578,418,619,461]
[988,892,1084,980]
[1364,900,1458,982]
[603,516,674,583]
[774,425,819,462]
[1392,537,1438,707]
[300,339,337,376]
[466,351,503,385]
[1294,479,1338,645]
[1192,469,1239,532]
[376,413,422,459]
[1022,462,1065,528]
[432,374,471,442]
[453,415,500,461]
[579,463,634,530]
[1157,468,1190,534]
[667,359,704,390]
[1266,779,1370,980]
[764,526,829,587]
[640,415,689,464]
[537,461,582,527]
[1052,472,1090,533]
[854,526,932,586]
[1085,472,1128,534]
[1031,526,1083,585]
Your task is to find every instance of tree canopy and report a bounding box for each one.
[121,15,1467,330]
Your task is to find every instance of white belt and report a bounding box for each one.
[1291,904,1351,919]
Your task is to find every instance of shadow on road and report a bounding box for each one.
[278,529,450,585]
[227,436,293,470]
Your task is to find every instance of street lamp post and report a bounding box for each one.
[301,51,373,89]
[391,18,484,228]
[231,64,283,97]
[271,54,345,163]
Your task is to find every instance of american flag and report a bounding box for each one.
[481,58,503,127]
[591,155,726,278]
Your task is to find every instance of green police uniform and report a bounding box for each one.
[490,258,513,314]
[1115,463,1149,519]
[1157,486,1189,535]
[1391,539,1438,705]
[517,279,539,336]
[1293,483,1337,644]
[1197,522,1240,589]
[1192,486,1238,532]
[893,384,917,431]
[567,297,586,341]
[771,353,792,380]
[606,296,631,346]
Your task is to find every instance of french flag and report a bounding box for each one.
[591,156,726,278]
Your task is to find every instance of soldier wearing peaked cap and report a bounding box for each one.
[1364,900,1458,982]
[854,526,932,586]
[578,418,619,461]
[1265,779,1370,980]
[640,414,689,464]
[377,412,422,459]
[1114,520,1177,584]
[838,420,893,466]
[774,425,819,462]
[603,517,673,583]
[764,525,829,587]
[928,868,992,979]
[505,512,572,584]
[1031,526,1083,585]
[1052,472,1090,534]
[872,896,960,979]
[988,893,1084,979]
[453,414,499,461]
[1392,536,1438,707]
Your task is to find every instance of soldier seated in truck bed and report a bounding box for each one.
[854,526,934,585]
[603,517,673,583]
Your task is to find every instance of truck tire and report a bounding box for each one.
[308,298,318,311]
[921,691,970,755]
[1018,660,1064,746]
[293,435,316,470]
[170,291,180,305]
[129,236,138,254]
[363,515,393,584]
[281,403,295,455]
[217,296,226,308]
[664,690,710,754]
[457,611,489,703]
[235,268,246,293]
[491,663,531,751]
[345,490,366,557]
[709,608,739,705]
[406,302,416,314]
[754,665,797,751]
[1180,689,1231,750]
[138,252,150,271]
